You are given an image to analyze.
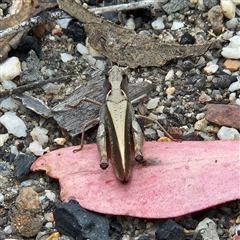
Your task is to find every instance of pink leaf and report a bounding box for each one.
[31,140,240,218]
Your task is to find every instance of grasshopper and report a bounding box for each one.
[68,65,180,182]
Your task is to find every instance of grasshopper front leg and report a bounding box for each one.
[73,118,100,152]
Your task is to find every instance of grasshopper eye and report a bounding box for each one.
[121,71,126,77]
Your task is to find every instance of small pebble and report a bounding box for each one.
[196,112,206,120]
[165,69,174,80]
[217,126,240,140]
[147,98,159,109]
[166,87,176,95]
[194,118,208,132]
[54,138,67,146]
[204,63,219,74]
[221,35,240,59]
[226,17,239,29]
[60,53,73,62]
[171,20,184,30]
[0,133,9,147]
[221,0,236,19]
[0,112,27,137]
[0,97,19,110]
[76,43,89,55]
[151,19,165,30]
[30,127,48,146]
[3,225,12,234]
[0,57,21,81]
[56,18,72,29]
[29,140,44,156]
[228,78,240,92]
[199,92,212,103]
[207,125,220,133]
[223,59,240,71]
[95,60,105,71]
[1,80,17,90]
[125,17,135,30]
[43,83,61,94]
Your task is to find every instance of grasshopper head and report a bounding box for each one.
[107,66,124,90]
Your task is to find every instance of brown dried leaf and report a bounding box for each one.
[57,0,211,68]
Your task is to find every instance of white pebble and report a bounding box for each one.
[226,17,239,29]
[45,190,56,202]
[151,19,165,30]
[1,80,17,90]
[0,112,27,137]
[204,64,219,74]
[3,225,12,234]
[147,98,159,109]
[56,18,72,29]
[229,92,236,101]
[165,69,174,80]
[29,140,44,156]
[0,97,19,110]
[60,53,73,62]
[76,43,89,55]
[221,35,240,59]
[95,60,105,71]
[45,222,53,229]
[42,83,61,94]
[228,78,240,92]
[0,133,9,146]
[0,57,21,81]
[217,126,240,140]
[0,193,4,202]
[236,98,240,105]
[10,145,19,155]
[221,0,236,19]
[196,112,206,120]
[171,20,184,30]
[175,70,183,77]
[30,127,48,146]
[125,17,135,30]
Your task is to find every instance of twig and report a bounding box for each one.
[0,75,75,98]
[0,10,70,38]
[88,0,166,14]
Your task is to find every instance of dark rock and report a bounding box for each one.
[102,0,118,23]
[181,132,204,141]
[13,154,36,181]
[110,219,122,233]
[138,234,151,240]
[212,75,233,89]
[64,20,86,42]
[179,217,198,229]
[155,219,185,240]
[179,33,196,44]
[178,60,195,71]
[54,200,109,240]
[10,35,42,61]
[162,0,189,14]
